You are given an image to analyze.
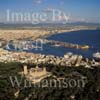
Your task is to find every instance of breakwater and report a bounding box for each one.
[42,39,90,50]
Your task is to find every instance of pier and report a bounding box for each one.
[42,39,90,50]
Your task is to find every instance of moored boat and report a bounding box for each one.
[93,52,100,59]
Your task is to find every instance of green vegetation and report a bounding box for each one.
[0,62,100,100]
[0,62,22,100]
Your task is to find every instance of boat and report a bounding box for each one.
[53,44,60,47]
[22,47,29,51]
[80,45,90,49]
[93,52,100,59]
[6,44,11,50]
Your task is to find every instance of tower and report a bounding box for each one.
[24,65,28,75]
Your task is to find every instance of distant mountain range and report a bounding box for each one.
[0,22,100,29]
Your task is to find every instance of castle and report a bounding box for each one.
[23,65,51,83]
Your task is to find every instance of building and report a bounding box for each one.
[23,65,51,83]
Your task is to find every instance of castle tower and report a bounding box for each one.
[24,65,28,75]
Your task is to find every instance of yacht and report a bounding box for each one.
[93,52,100,59]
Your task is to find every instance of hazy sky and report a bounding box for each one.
[0,0,100,23]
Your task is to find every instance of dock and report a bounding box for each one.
[42,39,90,50]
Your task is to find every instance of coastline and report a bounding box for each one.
[42,27,99,39]
[0,48,100,67]
[0,26,98,41]
[0,26,99,59]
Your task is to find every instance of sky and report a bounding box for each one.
[0,0,100,23]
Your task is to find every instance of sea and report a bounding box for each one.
[31,29,100,58]
[7,29,100,58]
